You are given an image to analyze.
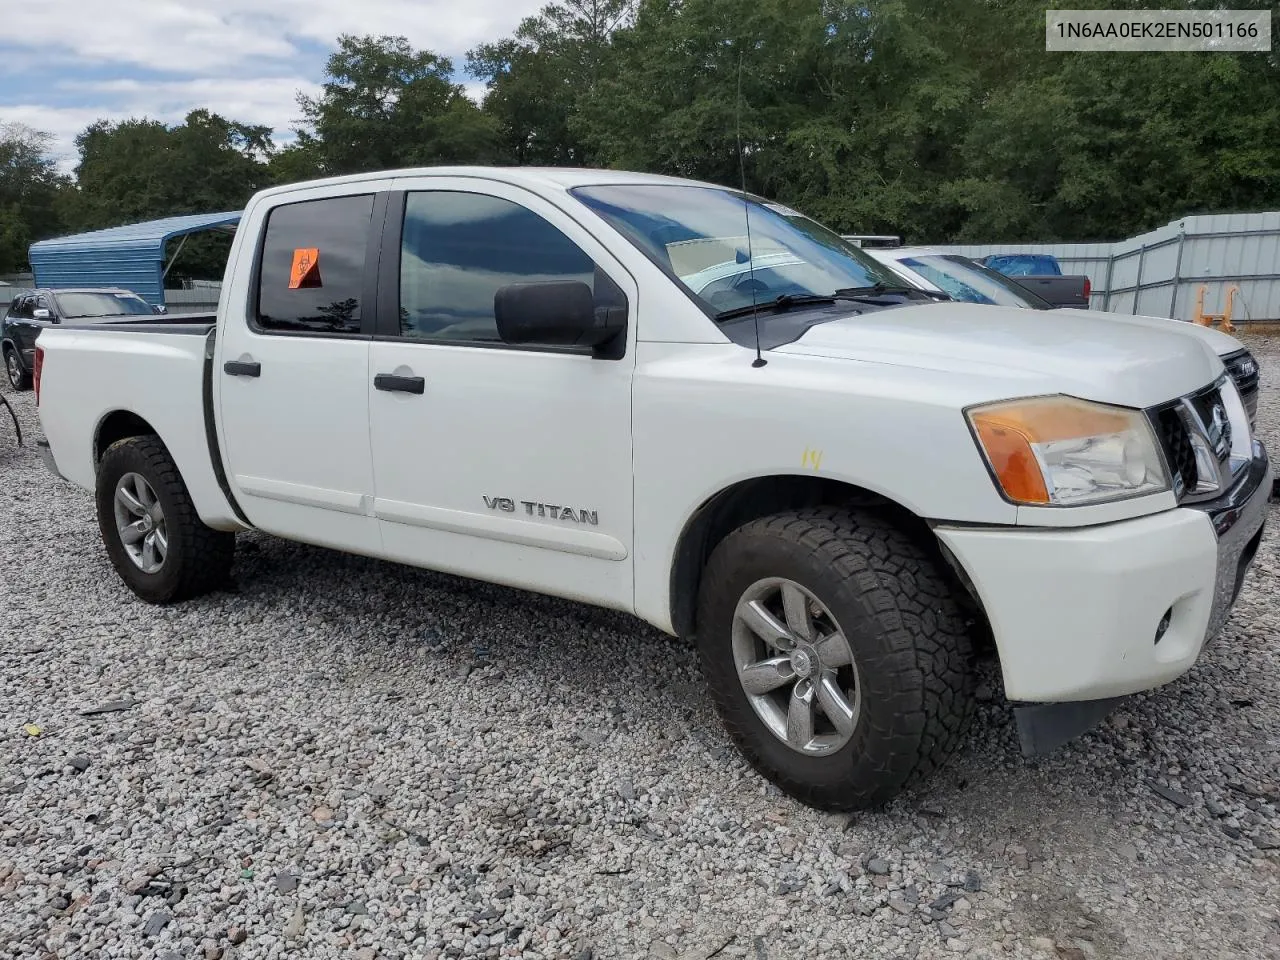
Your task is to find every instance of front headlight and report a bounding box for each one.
[967,396,1169,506]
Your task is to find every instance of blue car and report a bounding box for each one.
[981,253,1063,277]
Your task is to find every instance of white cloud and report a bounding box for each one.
[0,76,321,171]
[0,0,546,170]
[2,3,296,73]
[0,105,127,171]
[2,1,543,73]
[56,75,321,133]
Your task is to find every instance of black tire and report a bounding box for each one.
[696,507,973,811]
[4,346,31,391]
[96,435,234,604]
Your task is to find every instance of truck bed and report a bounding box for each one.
[1009,275,1091,309]
[64,311,216,335]
[35,318,240,531]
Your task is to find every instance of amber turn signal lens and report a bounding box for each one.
[968,396,1156,506]
[971,416,1050,504]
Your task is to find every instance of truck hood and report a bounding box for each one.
[1047,307,1245,357]
[775,301,1223,409]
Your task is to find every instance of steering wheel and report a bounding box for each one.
[730,276,771,297]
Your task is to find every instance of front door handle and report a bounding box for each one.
[374,373,425,395]
[224,360,261,377]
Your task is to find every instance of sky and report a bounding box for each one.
[0,0,547,172]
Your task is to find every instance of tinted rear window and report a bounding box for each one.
[256,194,374,334]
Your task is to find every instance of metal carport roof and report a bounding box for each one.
[28,211,242,306]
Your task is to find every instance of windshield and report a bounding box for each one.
[571,184,912,318]
[54,291,154,318]
[896,255,1052,309]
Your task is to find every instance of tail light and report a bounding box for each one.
[33,345,44,405]
[1083,277,1092,301]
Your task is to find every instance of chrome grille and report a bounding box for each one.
[1156,407,1196,495]
[1223,349,1260,424]
[1150,376,1249,503]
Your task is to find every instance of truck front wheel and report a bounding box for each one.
[696,507,974,810]
[96,435,234,604]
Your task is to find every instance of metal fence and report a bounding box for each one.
[936,212,1280,323]
[164,287,221,314]
[0,272,34,292]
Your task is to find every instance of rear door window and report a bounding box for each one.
[256,194,375,335]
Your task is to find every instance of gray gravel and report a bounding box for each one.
[2,334,1280,960]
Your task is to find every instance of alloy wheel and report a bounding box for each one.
[113,472,168,574]
[731,577,861,756]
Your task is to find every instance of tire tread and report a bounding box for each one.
[97,435,234,603]
[696,506,973,811]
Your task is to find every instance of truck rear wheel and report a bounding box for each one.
[696,507,973,810]
[96,435,234,604]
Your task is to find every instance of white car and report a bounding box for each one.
[867,245,1261,423]
[34,168,1270,810]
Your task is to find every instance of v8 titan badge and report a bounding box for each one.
[289,247,321,289]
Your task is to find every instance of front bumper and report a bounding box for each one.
[937,441,1271,705]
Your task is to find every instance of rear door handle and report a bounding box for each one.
[224,360,261,377]
[374,373,425,395]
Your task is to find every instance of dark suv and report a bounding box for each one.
[2,288,158,389]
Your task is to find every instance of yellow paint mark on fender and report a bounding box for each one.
[801,447,824,471]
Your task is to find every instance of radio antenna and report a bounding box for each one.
[736,49,766,368]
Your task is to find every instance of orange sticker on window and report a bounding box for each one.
[289,248,321,289]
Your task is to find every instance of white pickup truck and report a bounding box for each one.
[35,167,1271,810]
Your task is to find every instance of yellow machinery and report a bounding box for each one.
[1193,284,1239,333]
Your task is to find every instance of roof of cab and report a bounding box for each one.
[250,166,727,202]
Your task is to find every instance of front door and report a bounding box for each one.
[367,178,637,610]
[215,188,386,555]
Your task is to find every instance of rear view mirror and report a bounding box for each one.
[494,281,625,355]
[32,308,52,320]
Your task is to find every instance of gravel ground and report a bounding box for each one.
[2,335,1279,960]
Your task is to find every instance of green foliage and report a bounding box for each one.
[66,109,272,279]
[467,1,635,165]
[70,109,271,230]
[296,34,499,174]
[0,123,69,272]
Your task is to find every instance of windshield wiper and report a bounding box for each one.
[713,293,839,322]
[713,285,946,323]
[833,283,947,301]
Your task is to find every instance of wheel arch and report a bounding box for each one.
[94,410,160,464]
[667,473,989,645]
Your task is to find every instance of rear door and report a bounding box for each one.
[214,186,389,555]
[366,178,637,609]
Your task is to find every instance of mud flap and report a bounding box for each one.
[1014,696,1128,757]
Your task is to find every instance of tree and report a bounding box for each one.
[467,0,635,165]
[948,47,1280,241]
[66,110,272,280]
[296,34,499,175]
[0,123,68,272]
[576,0,846,191]
[71,109,272,230]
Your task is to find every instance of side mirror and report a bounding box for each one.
[494,281,625,354]
[32,308,52,320]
